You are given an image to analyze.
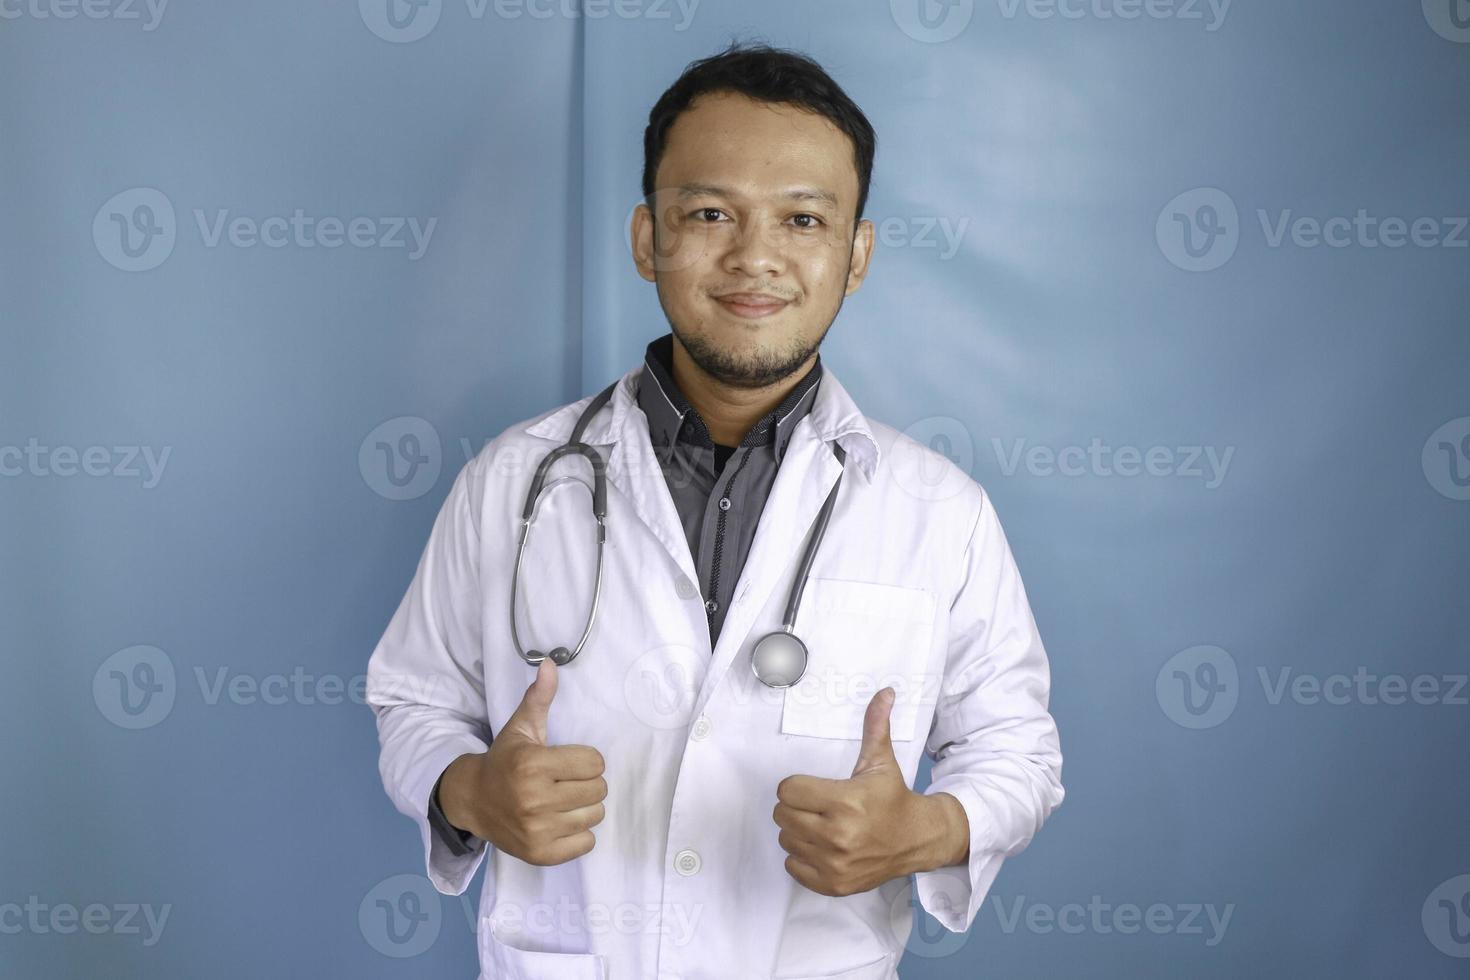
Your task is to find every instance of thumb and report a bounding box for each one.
[851,687,898,778]
[505,656,557,744]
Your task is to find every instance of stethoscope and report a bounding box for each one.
[510,378,846,689]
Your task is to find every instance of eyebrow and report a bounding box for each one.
[675,183,840,209]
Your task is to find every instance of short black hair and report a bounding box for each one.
[642,40,877,224]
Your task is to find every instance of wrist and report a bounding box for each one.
[909,791,970,874]
[437,752,482,835]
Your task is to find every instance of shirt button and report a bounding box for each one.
[676,576,696,599]
[691,715,712,740]
[718,496,731,511]
[674,848,701,876]
[705,599,718,615]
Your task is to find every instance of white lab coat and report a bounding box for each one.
[366,359,1064,979]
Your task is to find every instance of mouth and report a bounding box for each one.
[714,292,790,319]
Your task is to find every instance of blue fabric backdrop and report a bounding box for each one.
[3,0,1468,976]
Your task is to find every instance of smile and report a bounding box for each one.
[715,294,790,319]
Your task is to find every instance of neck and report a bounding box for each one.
[670,337,816,447]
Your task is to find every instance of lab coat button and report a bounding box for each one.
[676,576,696,599]
[674,848,701,876]
[691,715,712,740]
[718,496,731,511]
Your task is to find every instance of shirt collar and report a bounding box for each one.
[523,343,880,483]
[636,332,823,465]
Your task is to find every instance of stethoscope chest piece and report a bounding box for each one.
[750,627,809,688]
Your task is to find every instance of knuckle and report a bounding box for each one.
[507,752,537,780]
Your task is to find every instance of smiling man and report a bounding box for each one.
[367,41,1064,978]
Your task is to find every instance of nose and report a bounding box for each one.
[721,216,786,279]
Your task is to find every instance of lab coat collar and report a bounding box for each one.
[525,356,881,482]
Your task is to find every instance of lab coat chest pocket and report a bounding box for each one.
[478,919,607,980]
[779,578,936,742]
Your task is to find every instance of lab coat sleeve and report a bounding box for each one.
[365,456,493,897]
[912,487,1065,932]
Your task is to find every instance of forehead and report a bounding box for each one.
[655,90,858,207]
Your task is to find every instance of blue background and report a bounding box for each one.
[3,0,1468,976]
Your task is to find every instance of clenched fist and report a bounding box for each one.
[773,687,971,896]
[438,657,607,866]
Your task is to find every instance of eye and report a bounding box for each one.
[791,214,824,229]
[692,208,727,223]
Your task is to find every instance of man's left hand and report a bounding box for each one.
[773,687,968,897]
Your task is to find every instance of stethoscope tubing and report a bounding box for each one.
[509,377,847,687]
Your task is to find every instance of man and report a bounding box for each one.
[366,42,1063,978]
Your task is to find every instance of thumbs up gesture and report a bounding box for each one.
[773,687,970,897]
[438,657,607,866]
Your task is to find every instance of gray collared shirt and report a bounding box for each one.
[429,332,823,854]
[636,332,823,649]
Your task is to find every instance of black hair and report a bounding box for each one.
[642,40,877,223]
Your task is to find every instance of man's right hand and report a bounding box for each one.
[438,657,606,866]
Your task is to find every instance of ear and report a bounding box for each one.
[844,217,875,296]
[631,201,658,283]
